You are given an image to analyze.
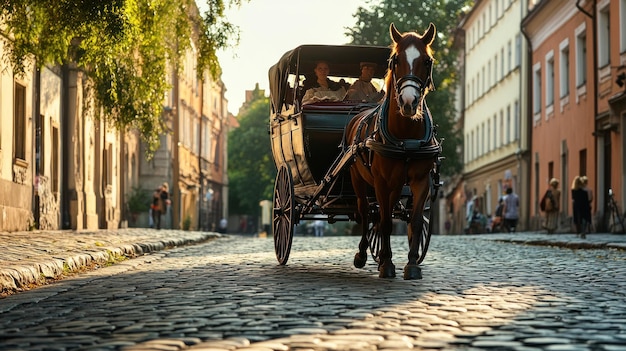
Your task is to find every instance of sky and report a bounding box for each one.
[214,0,370,112]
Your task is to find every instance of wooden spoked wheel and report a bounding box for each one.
[416,201,432,264]
[273,164,295,265]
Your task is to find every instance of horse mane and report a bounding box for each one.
[384,31,435,92]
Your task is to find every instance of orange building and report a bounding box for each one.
[524,0,626,232]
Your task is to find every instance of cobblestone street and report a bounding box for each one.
[1,233,625,350]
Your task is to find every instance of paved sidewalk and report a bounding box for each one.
[470,231,626,250]
[0,228,221,295]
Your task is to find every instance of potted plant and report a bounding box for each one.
[127,186,151,224]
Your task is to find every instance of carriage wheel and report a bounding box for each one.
[273,164,295,265]
[416,201,432,264]
[414,173,437,264]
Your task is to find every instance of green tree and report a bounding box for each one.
[346,0,472,175]
[0,0,243,156]
[228,89,276,216]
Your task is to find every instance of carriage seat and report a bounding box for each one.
[301,101,377,114]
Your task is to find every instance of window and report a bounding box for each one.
[533,63,542,114]
[598,5,610,67]
[514,100,519,141]
[13,82,26,161]
[579,149,587,177]
[494,53,499,81]
[546,52,554,108]
[487,119,491,152]
[515,34,521,68]
[499,110,504,147]
[493,114,498,148]
[559,41,570,98]
[52,127,59,195]
[507,40,512,73]
[506,105,511,144]
[501,47,505,78]
[576,27,587,87]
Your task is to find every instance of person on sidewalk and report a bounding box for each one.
[541,178,561,234]
[502,187,519,233]
[580,175,593,232]
[152,183,171,230]
[571,176,590,238]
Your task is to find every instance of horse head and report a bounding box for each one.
[388,23,436,118]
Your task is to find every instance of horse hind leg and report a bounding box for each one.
[352,173,369,269]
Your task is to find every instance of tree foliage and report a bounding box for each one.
[0,0,243,156]
[346,0,472,175]
[227,89,276,216]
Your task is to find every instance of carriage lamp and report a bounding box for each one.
[617,72,626,88]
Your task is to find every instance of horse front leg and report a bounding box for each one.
[404,177,429,280]
[376,187,400,278]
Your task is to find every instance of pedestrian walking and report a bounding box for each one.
[541,178,561,234]
[502,187,519,233]
[580,175,593,232]
[313,220,325,237]
[571,176,590,238]
[152,182,171,230]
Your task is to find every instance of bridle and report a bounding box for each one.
[388,51,435,109]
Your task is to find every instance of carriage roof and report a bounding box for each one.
[268,44,391,113]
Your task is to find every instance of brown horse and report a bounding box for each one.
[345,23,440,279]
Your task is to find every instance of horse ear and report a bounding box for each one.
[390,23,403,44]
[422,22,436,46]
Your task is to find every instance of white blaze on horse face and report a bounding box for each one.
[400,45,422,108]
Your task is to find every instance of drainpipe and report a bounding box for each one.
[520,3,533,229]
[198,78,204,231]
[33,64,41,229]
[576,0,599,226]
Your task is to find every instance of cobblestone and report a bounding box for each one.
[0,231,625,350]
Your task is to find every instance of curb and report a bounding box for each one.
[0,232,221,295]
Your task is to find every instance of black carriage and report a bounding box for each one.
[268,44,442,267]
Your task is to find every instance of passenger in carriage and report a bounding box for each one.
[344,62,385,103]
[301,60,346,105]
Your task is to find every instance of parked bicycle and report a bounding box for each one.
[607,188,625,233]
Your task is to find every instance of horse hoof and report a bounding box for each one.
[379,263,396,278]
[354,252,367,268]
[403,264,422,280]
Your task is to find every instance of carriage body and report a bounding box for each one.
[269,43,439,268]
[269,45,391,217]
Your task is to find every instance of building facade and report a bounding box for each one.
[0,7,230,233]
[458,0,531,231]
[522,0,596,231]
